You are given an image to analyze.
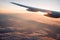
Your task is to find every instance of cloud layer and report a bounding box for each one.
[0,13,60,40]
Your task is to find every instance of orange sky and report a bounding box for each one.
[0,9,28,13]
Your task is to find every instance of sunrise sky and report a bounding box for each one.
[0,1,60,40]
[0,0,60,13]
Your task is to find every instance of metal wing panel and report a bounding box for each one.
[10,2,32,8]
[10,2,50,12]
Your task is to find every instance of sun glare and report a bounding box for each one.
[36,12,47,16]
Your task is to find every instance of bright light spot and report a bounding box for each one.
[36,12,47,15]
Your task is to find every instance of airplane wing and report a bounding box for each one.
[10,2,50,12]
[10,2,60,18]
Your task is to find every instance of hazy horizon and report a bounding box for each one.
[0,0,60,40]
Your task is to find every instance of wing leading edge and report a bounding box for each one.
[10,2,33,8]
[10,2,60,18]
[10,2,50,12]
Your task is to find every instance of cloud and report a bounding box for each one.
[0,13,60,40]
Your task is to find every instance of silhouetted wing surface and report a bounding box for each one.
[10,2,50,12]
